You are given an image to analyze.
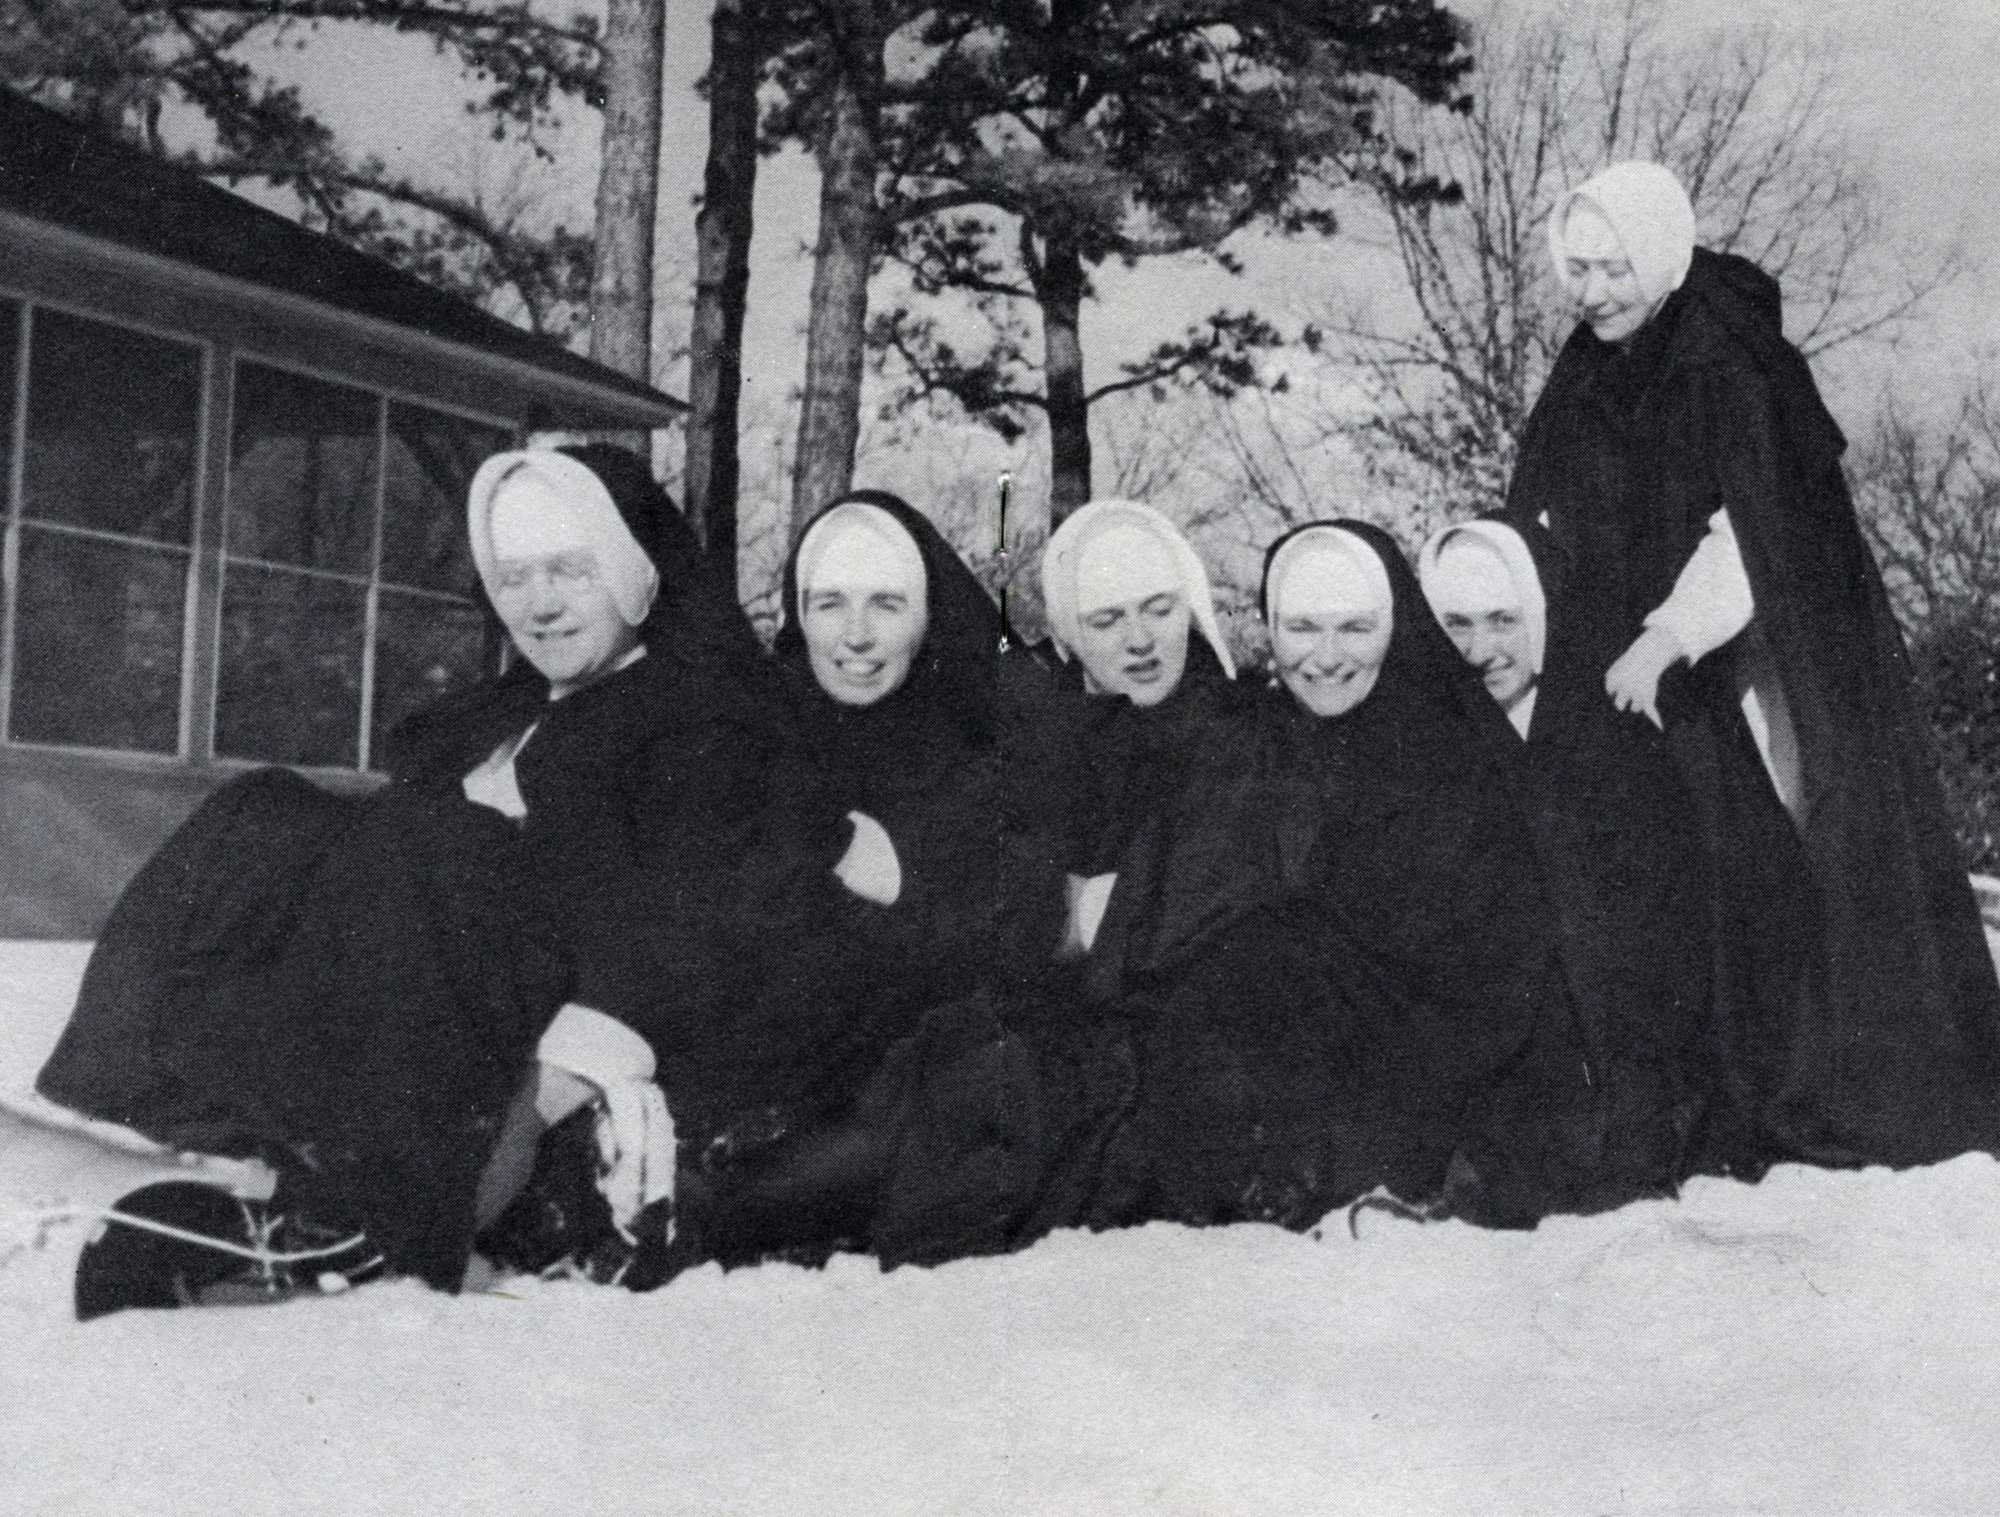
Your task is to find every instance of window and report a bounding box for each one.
[5,305,201,753]
[0,300,516,771]
[215,362,508,769]
[371,402,510,759]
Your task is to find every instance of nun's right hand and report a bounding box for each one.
[834,810,903,906]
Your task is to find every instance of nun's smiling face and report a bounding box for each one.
[492,550,639,698]
[1268,535,1394,719]
[802,565,929,706]
[1273,607,1392,718]
[1562,200,1652,345]
[1431,540,1536,711]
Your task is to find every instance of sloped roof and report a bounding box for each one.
[0,88,681,418]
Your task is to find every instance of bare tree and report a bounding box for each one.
[1852,381,2000,640]
[1271,0,1960,526]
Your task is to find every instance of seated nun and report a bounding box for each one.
[1240,521,1599,1226]
[1032,499,1249,987]
[1420,518,1712,1209]
[659,490,1064,1274]
[1022,519,1573,1234]
[38,446,770,1310]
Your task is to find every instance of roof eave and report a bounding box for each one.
[0,208,685,430]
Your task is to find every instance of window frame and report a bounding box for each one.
[0,289,518,775]
[0,296,212,760]
[210,349,514,773]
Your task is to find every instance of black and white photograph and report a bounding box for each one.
[3,0,1999,1510]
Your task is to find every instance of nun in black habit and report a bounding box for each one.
[1507,160,2000,1169]
[1228,521,1592,1226]
[663,491,1066,1271]
[37,445,771,1295]
[1006,499,1294,1235]
[1025,519,1589,1235]
[1419,517,1711,1205]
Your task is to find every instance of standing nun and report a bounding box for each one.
[1508,160,2000,1169]
[40,446,770,1307]
[1421,518,1711,1204]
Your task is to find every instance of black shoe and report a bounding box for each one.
[74,1181,385,1321]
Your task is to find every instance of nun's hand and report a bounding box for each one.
[1605,625,1683,730]
[834,810,903,906]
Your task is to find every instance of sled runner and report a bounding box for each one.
[71,1180,386,1320]
[0,1100,386,1320]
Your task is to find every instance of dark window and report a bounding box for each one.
[215,365,512,769]
[0,300,17,505]
[368,404,511,755]
[215,363,380,766]
[370,590,492,761]
[21,307,201,546]
[11,528,186,753]
[5,306,199,753]
[213,563,368,768]
[381,402,508,595]
[226,363,378,575]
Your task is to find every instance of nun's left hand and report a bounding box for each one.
[1605,625,1684,730]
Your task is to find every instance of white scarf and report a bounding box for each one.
[467,451,659,627]
[790,502,928,626]
[1549,160,1696,310]
[1417,520,1548,680]
[1263,527,1393,626]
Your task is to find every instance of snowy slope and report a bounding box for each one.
[6,940,2000,1515]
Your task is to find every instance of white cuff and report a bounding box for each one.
[537,1003,655,1086]
[593,1079,677,1233]
[1643,509,1754,665]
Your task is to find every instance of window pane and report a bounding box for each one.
[23,307,201,545]
[214,564,365,767]
[10,526,184,753]
[370,589,494,765]
[382,403,511,594]
[0,299,17,503]
[227,363,378,575]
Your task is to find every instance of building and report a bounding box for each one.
[0,89,683,936]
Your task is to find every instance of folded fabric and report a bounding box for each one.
[536,1003,675,1235]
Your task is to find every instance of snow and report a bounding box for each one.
[7,939,2000,1514]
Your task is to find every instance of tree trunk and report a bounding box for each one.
[1039,236,1092,521]
[588,0,666,450]
[790,26,881,538]
[684,0,760,571]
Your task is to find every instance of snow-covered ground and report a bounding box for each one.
[6,939,2000,1515]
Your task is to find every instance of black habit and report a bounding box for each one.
[37,448,770,1289]
[1507,248,2000,1169]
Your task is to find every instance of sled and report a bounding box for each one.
[0,1100,383,1320]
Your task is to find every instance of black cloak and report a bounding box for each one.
[1029,522,1589,1235]
[1476,517,1712,1200]
[1507,248,2000,1168]
[37,447,770,1289]
[671,491,1063,1267]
